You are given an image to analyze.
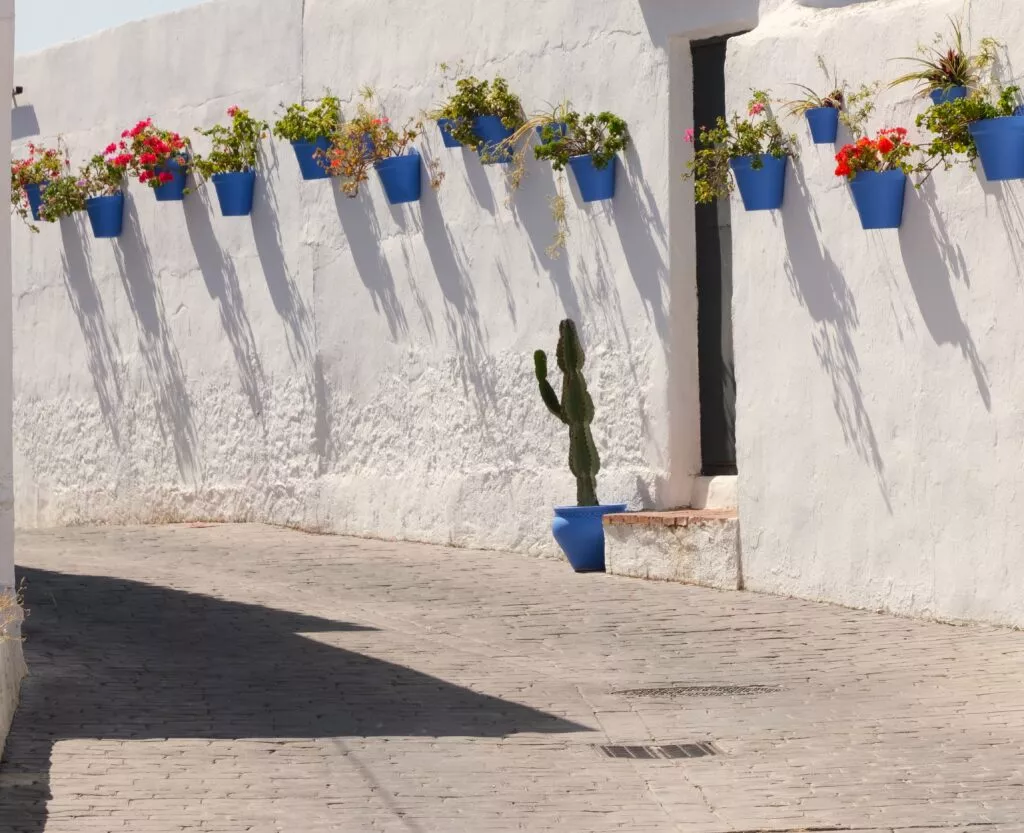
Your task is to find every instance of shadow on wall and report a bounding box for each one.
[782,162,891,511]
[112,198,199,482]
[11,105,40,141]
[637,0,759,45]
[59,217,125,445]
[0,567,587,832]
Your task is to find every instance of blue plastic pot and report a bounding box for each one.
[536,121,568,141]
[552,504,628,573]
[24,183,45,221]
[730,154,787,211]
[85,193,124,239]
[291,138,332,180]
[805,107,840,144]
[152,156,188,202]
[474,115,515,164]
[568,154,616,202]
[211,170,256,217]
[436,119,463,149]
[849,169,906,230]
[375,152,422,204]
[930,86,968,105]
[968,116,1024,181]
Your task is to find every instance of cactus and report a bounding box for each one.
[534,319,600,507]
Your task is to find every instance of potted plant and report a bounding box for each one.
[272,94,341,181]
[193,106,268,217]
[534,111,629,202]
[40,152,130,238]
[117,118,192,201]
[834,128,915,230]
[371,119,423,205]
[684,91,796,211]
[434,75,524,164]
[534,319,626,573]
[10,141,67,229]
[890,16,997,105]
[783,58,846,144]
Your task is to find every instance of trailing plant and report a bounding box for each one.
[433,75,524,153]
[683,91,796,204]
[272,94,342,143]
[326,91,419,198]
[915,85,1020,178]
[834,128,915,181]
[114,118,192,189]
[38,153,128,222]
[890,15,998,97]
[193,106,268,178]
[534,319,600,508]
[839,83,880,138]
[10,141,69,230]
[533,111,630,171]
[782,57,845,116]
[0,581,24,644]
[546,179,570,259]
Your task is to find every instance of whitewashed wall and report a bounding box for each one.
[11,0,699,556]
[730,0,1024,626]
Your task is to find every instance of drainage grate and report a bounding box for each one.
[613,684,783,699]
[598,742,720,760]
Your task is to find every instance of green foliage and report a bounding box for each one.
[534,319,600,508]
[914,86,1020,176]
[38,155,125,222]
[193,107,269,178]
[839,83,880,139]
[890,16,997,97]
[272,94,342,143]
[533,111,630,171]
[683,91,796,204]
[435,76,524,150]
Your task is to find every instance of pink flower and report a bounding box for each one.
[749,102,766,116]
[227,105,240,117]
[683,128,695,143]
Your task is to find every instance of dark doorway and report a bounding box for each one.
[692,35,741,476]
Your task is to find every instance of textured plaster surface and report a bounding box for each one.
[730,0,1024,626]
[606,518,740,590]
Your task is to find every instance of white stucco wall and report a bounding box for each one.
[11,0,721,556]
[730,0,1024,626]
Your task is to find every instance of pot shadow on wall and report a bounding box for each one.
[252,154,333,471]
[782,163,891,510]
[461,147,497,215]
[900,180,990,411]
[112,199,199,482]
[183,189,267,424]
[418,177,497,411]
[0,566,587,833]
[59,217,125,446]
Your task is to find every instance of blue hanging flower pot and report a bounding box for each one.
[152,156,189,202]
[805,107,840,144]
[930,86,968,105]
[375,152,422,204]
[85,193,124,239]
[968,115,1024,181]
[436,119,463,149]
[551,504,628,572]
[848,169,906,230]
[568,154,616,202]
[536,121,568,141]
[730,154,787,211]
[291,137,332,180]
[473,115,515,164]
[211,170,256,216]
[24,183,46,222]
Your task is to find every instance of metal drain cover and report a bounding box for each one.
[614,684,782,698]
[598,742,720,760]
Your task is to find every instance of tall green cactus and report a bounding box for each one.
[534,319,600,507]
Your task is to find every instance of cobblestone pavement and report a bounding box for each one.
[1,525,1024,832]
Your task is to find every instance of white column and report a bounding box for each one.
[0,0,13,590]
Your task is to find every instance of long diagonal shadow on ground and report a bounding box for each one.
[0,568,585,832]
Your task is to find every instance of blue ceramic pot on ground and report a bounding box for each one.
[375,152,422,204]
[968,116,1024,181]
[211,170,256,216]
[473,115,515,164]
[730,154,787,211]
[930,86,968,105]
[291,138,332,180]
[24,183,45,221]
[568,154,616,202]
[536,121,568,141]
[849,169,906,230]
[85,193,124,238]
[436,119,463,148]
[805,107,840,144]
[152,156,188,202]
[552,504,628,573]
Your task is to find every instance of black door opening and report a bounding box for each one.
[692,35,741,476]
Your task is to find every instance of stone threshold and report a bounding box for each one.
[604,508,737,527]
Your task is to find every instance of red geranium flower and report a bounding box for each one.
[104,143,118,155]
[227,106,240,117]
[158,171,175,184]
[876,136,894,155]
[139,152,158,166]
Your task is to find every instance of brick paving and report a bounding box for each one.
[1,525,1023,832]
